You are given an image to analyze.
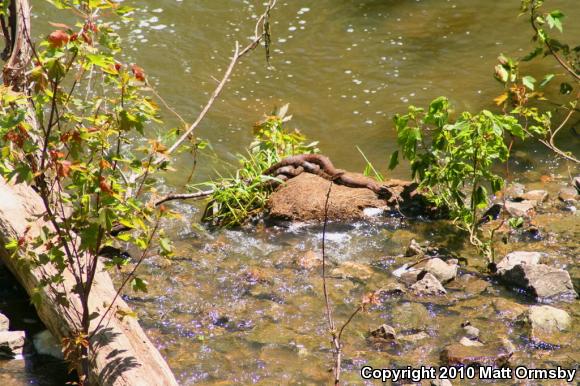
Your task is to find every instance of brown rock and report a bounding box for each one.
[330,261,373,281]
[295,250,321,270]
[558,187,578,204]
[505,200,536,217]
[521,189,548,203]
[266,173,438,222]
[441,339,514,367]
[491,298,527,321]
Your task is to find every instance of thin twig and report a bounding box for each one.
[529,1,580,82]
[154,189,215,206]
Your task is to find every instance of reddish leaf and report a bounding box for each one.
[99,176,114,195]
[56,160,72,178]
[131,64,146,82]
[47,30,70,48]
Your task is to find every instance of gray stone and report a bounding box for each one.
[574,176,580,194]
[558,187,578,204]
[517,305,571,346]
[0,313,8,332]
[405,239,424,257]
[496,251,545,274]
[33,330,63,359]
[410,273,446,296]
[521,190,548,203]
[500,263,577,301]
[423,258,458,284]
[505,183,526,200]
[505,200,536,217]
[462,324,480,340]
[0,330,25,358]
[459,337,483,347]
[369,324,397,341]
[399,268,422,285]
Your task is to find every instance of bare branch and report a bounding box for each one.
[164,0,277,157]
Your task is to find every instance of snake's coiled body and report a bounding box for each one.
[264,154,393,198]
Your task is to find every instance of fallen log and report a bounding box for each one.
[1,0,177,384]
[0,179,178,385]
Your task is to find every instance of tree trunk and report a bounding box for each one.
[1,1,178,385]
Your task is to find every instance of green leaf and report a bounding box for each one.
[521,47,542,62]
[388,150,399,170]
[159,237,172,254]
[539,74,555,87]
[522,75,536,90]
[546,10,564,32]
[131,277,148,293]
[508,217,524,229]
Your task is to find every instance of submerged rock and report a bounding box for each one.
[516,305,571,346]
[398,331,429,343]
[440,339,514,367]
[295,250,321,270]
[330,261,373,281]
[33,330,63,359]
[391,302,430,332]
[0,313,8,332]
[410,273,446,296]
[0,330,25,358]
[491,298,527,321]
[377,282,407,297]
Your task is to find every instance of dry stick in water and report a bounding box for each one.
[321,180,378,385]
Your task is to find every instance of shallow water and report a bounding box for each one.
[2,0,579,385]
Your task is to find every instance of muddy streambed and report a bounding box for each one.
[126,170,578,385]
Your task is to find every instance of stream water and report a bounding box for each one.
[1,0,579,385]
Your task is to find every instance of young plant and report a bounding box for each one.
[195,105,318,227]
[390,97,524,264]
[493,0,579,163]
